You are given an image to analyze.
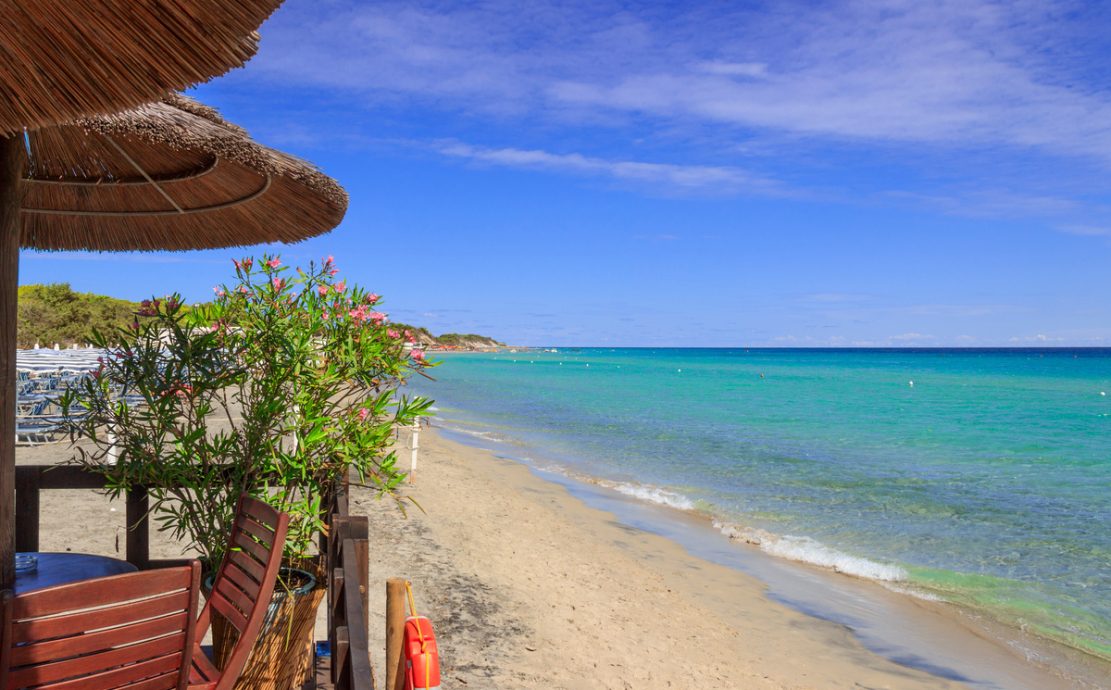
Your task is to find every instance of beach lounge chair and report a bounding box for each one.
[188,496,289,690]
[0,562,202,690]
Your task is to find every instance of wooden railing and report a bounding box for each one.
[14,465,155,568]
[15,465,379,690]
[326,482,375,690]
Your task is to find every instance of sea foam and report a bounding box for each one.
[713,520,907,582]
[608,482,697,511]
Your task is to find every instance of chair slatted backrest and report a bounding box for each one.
[1,562,201,690]
[193,496,288,690]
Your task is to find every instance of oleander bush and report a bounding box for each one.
[60,255,434,569]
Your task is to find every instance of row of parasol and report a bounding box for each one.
[1,1,352,589]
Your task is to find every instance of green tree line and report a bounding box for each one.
[18,284,505,349]
[17,283,139,348]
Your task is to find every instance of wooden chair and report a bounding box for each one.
[189,496,289,690]
[1,562,202,690]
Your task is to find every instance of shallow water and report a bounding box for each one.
[413,348,1111,665]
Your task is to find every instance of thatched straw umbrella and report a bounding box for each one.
[0,1,285,137]
[0,95,348,587]
[1,0,290,591]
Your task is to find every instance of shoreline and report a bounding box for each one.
[359,426,1103,689]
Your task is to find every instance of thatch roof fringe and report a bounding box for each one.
[0,1,285,136]
[18,95,348,251]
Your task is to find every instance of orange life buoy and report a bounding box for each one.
[403,583,441,690]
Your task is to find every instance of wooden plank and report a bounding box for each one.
[11,611,188,666]
[26,465,109,490]
[209,590,249,632]
[214,577,254,617]
[219,559,261,600]
[334,625,351,690]
[14,568,191,618]
[12,592,184,641]
[39,656,180,690]
[236,514,275,545]
[227,549,266,582]
[231,529,270,563]
[7,633,184,687]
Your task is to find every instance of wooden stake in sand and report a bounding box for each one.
[386,578,410,690]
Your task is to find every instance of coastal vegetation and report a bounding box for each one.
[17,282,502,350]
[16,283,138,348]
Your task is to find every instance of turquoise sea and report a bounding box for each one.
[413,348,1111,663]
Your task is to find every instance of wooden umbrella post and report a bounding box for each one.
[0,134,23,590]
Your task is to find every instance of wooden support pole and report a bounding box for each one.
[0,134,24,590]
[385,578,409,690]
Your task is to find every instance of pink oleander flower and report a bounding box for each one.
[233,259,241,270]
[348,305,368,321]
[165,297,179,311]
[242,258,253,270]
[334,280,346,293]
[318,285,329,297]
[322,312,330,320]
[266,257,281,269]
[324,255,335,267]
[358,408,370,422]
[329,268,339,276]
[213,287,225,297]
[369,311,386,325]
[272,278,285,290]
[366,293,380,304]
[404,330,416,344]
[410,349,425,362]
[238,286,249,294]
[387,329,399,339]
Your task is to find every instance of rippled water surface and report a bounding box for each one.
[413,348,1111,660]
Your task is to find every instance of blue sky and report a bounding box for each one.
[20,0,1111,346]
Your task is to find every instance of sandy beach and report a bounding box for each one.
[353,427,1095,690]
[17,427,1102,689]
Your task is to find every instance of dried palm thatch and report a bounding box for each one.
[19,94,348,250]
[0,0,284,136]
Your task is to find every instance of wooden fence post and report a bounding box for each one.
[14,467,40,552]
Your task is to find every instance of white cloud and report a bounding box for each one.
[889,332,936,342]
[434,142,776,194]
[1057,224,1111,237]
[1008,333,1066,343]
[252,0,1111,162]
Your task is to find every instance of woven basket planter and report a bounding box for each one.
[209,559,325,690]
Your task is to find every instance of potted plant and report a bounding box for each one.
[60,255,432,690]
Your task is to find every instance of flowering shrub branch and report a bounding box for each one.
[61,255,434,569]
